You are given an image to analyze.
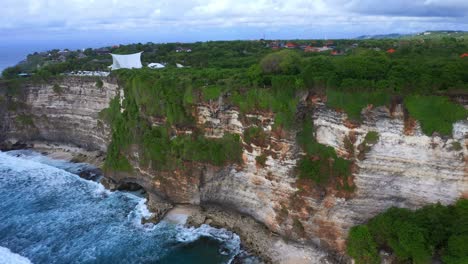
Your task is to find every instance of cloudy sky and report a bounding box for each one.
[1,0,467,46]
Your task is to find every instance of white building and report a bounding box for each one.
[148,63,165,69]
[109,52,143,70]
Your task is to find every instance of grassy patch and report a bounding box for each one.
[202,85,222,100]
[405,95,467,136]
[326,90,390,121]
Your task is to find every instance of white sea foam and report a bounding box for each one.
[176,224,241,259]
[126,197,155,229]
[5,150,98,178]
[0,151,111,197]
[0,247,32,264]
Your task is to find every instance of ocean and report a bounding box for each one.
[0,38,126,74]
[0,150,252,264]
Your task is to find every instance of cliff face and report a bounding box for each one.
[311,102,467,251]
[0,77,119,151]
[2,78,466,263]
[104,94,467,260]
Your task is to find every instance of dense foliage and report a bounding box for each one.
[347,199,468,264]
[101,69,245,172]
[4,39,468,135]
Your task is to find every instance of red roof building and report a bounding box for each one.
[387,48,396,54]
[460,53,468,58]
[285,42,298,49]
[304,46,316,52]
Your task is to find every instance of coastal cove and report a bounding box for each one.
[0,149,256,264]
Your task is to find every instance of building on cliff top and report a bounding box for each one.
[109,52,143,70]
[148,62,165,69]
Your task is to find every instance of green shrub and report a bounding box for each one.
[255,153,267,167]
[96,79,104,88]
[347,226,380,264]
[357,132,379,160]
[296,119,353,190]
[443,235,468,264]
[16,114,34,127]
[450,142,463,151]
[52,84,63,94]
[244,126,267,146]
[405,96,467,136]
[104,140,133,172]
[364,131,379,145]
[1,66,21,79]
[348,200,468,264]
[260,50,300,74]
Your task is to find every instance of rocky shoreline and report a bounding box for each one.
[0,143,335,264]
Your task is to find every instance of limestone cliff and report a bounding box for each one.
[1,77,466,263]
[0,77,119,151]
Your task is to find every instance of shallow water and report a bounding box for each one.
[0,150,243,264]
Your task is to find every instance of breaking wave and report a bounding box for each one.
[0,247,32,264]
[0,150,243,264]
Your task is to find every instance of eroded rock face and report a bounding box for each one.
[0,77,119,151]
[129,100,467,258]
[3,80,466,263]
[311,103,467,252]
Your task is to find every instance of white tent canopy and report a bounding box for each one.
[109,52,143,70]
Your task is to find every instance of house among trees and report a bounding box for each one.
[176,47,192,53]
[148,62,165,69]
[331,50,344,56]
[387,48,396,54]
[285,42,298,49]
[460,53,468,58]
[304,45,332,53]
[267,41,283,50]
[304,46,316,52]
[96,48,111,55]
[325,40,334,47]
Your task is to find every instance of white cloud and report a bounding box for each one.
[0,0,466,34]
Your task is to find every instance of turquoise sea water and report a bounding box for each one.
[0,150,248,264]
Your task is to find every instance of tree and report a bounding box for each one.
[1,66,22,79]
[260,50,300,75]
[347,225,380,264]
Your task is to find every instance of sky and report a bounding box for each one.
[0,0,467,70]
[1,0,467,43]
